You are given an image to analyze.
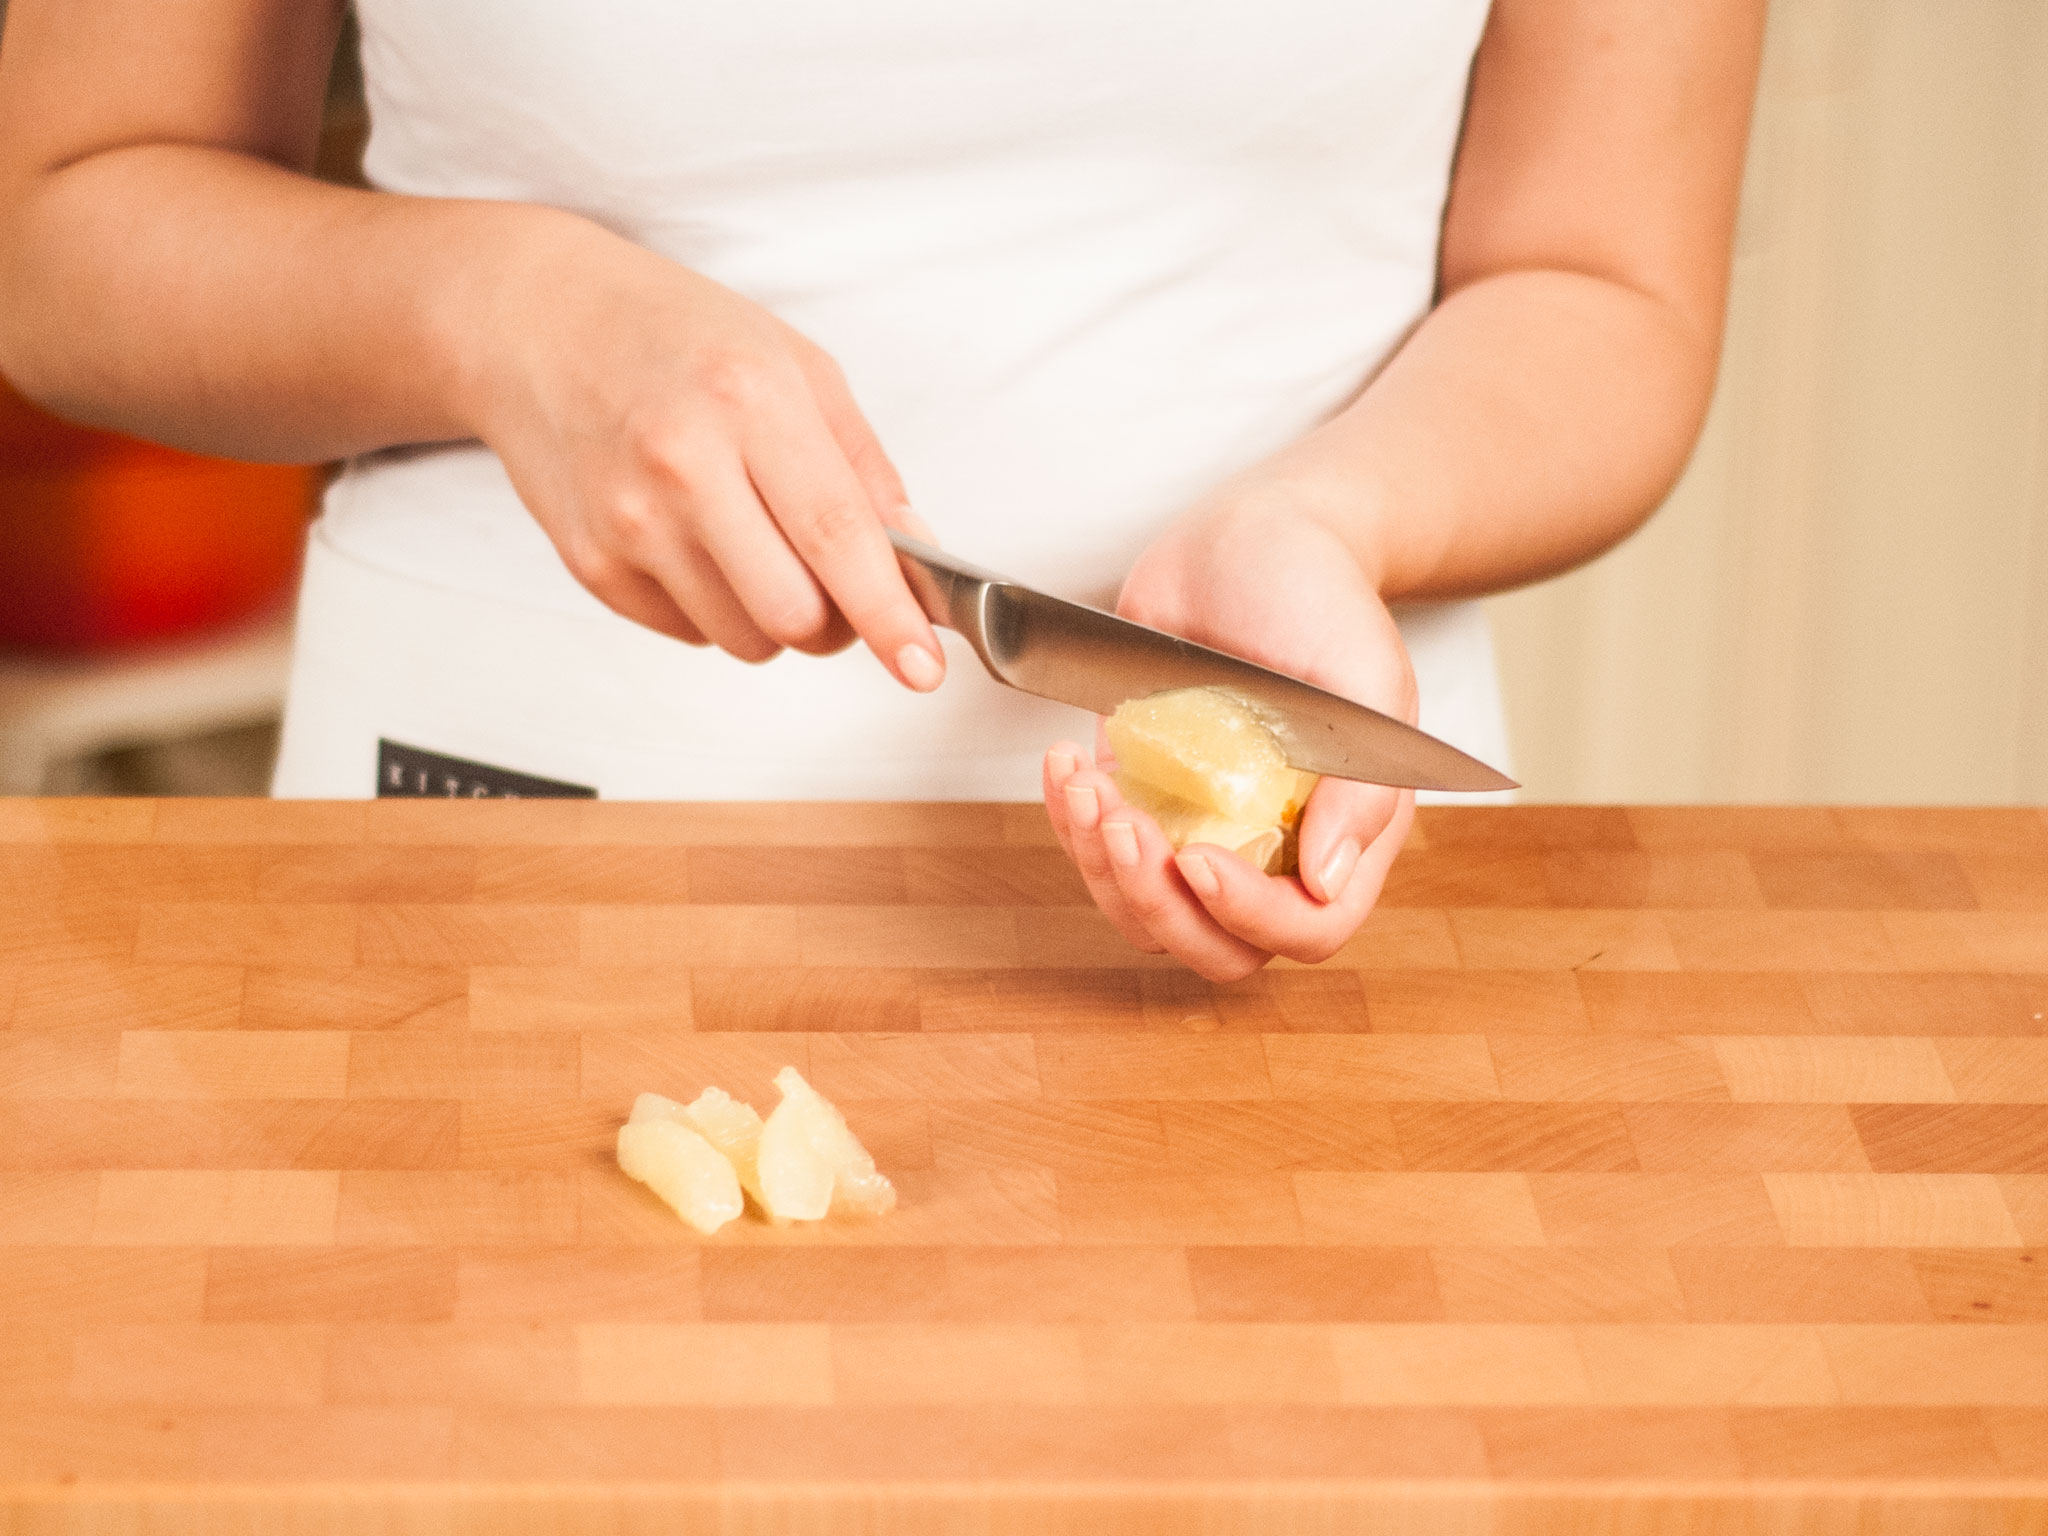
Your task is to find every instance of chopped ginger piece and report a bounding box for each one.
[758,1066,897,1221]
[620,1071,892,1229]
[1108,687,1318,875]
[628,1091,690,1127]
[682,1085,768,1211]
[616,1116,743,1235]
[756,1089,833,1221]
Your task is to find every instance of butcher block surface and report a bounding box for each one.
[2,797,2047,1533]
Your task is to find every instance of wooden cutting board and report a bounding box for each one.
[2,797,2045,1532]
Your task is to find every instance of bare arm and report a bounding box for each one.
[1275,0,1765,599]
[0,0,491,459]
[1049,0,1765,979]
[0,0,946,686]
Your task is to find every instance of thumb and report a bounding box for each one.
[1295,775,1403,905]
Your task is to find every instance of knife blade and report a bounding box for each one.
[889,530,1517,793]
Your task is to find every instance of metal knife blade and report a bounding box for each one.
[890,530,1517,793]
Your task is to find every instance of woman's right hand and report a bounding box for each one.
[469,217,946,690]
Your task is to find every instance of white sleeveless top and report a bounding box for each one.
[273,0,1512,801]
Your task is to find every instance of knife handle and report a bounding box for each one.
[889,530,993,636]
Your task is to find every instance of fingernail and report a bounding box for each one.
[1317,839,1360,905]
[1064,782,1100,831]
[1102,819,1139,868]
[896,643,944,692]
[1176,849,1219,898]
[1048,750,1078,783]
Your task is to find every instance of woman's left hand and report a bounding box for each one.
[1043,493,1418,981]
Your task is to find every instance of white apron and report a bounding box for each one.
[273,0,1512,801]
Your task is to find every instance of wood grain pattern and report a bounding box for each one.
[2,800,2046,1532]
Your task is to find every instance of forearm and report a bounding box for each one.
[1277,268,1718,602]
[0,144,596,462]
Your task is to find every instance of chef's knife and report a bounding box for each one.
[890,530,1517,793]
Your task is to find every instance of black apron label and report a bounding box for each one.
[376,739,598,800]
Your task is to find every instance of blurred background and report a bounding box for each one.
[0,1,2041,802]
[0,5,361,795]
[1487,0,2048,805]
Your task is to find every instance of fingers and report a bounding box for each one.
[1098,805,1271,981]
[1052,767,1167,955]
[1093,716,1117,773]
[680,454,856,658]
[1047,757,1275,981]
[806,350,915,537]
[496,256,937,685]
[1034,503,1420,975]
[1176,791,1416,964]
[569,359,932,678]
[746,390,945,693]
[1042,742,1087,863]
[584,563,710,648]
[1043,743,1419,974]
[1295,775,1403,905]
[608,416,902,667]
[618,524,783,663]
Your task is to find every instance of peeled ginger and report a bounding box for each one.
[1107,687,1318,876]
[680,1086,768,1210]
[616,1072,893,1231]
[616,1109,744,1236]
[758,1065,898,1220]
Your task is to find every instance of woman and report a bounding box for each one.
[0,1,1762,980]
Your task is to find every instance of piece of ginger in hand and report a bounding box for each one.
[1106,687,1318,875]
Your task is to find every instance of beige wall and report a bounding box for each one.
[1487,0,2048,805]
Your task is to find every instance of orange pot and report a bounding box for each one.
[0,377,316,651]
